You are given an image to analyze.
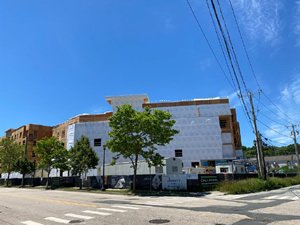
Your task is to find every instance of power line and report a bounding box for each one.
[261,134,291,146]
[204,0,254,131]
[186,0,254,131]
[215,0,249,93]
[253,95,292,125]
[258,111,289,128]
[228,0,261,89]
[205,0,237,91]
[261,92,297,124]
[257,119,292,139]
[228,0,297,126]
[208,0,253,130]
[185,0,235,92]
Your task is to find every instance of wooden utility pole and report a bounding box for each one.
[291,124,300,174]
[249,92,266,180]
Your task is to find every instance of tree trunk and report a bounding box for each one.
[21,173,25,187]
[132,154,138,193]
[6,171,11,187]
[80,172,83,190]
[46,167,51,189]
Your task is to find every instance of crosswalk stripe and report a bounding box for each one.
[145,201,174,205]
[21,221,43,225]
[65,213,94,220]
[97,208,127,213]
[112,205,139,210]
[44,217,70,224]
[264,195,280,199]
[83,210,111,216]
[278,195,293,200]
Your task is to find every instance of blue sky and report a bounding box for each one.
[0,0,299,147]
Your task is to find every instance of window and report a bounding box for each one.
[28,134,33,141]
[191,162,199,168]
[175,149,182,157]
[62,130,65,138]
[219,119,227,128]
[220,167,228,173]
[94,138,102,147]
[32,151,36,158]
[33,130,38,138]
[33,141,36,146]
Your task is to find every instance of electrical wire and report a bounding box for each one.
[215,0,249,94]
[208,0,254,132]
[205,0,237,91]
[228,0,261,89]
[258,111,289,128]
[261,92,297,125]
[257,119,292,139]
[185,0,235,92]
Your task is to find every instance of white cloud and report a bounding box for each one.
[231,0,283,46]
[260,76,300,145]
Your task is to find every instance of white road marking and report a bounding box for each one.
[264,195,299,200]
[278,195,294,200]
[83,210,111,216]
[44,217,70,224]
[144,201,174,206]
[97,208,127,212]
[65,213,94,220]
[264,195,280,199]
[21,221,43,225]
[112,205,140,210]
[236,199,274,204]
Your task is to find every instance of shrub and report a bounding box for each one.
[217,175,300,194]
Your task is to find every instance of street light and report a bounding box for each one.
[101,146,106,191]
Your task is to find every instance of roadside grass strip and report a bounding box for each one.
[44,217,70,224]
[97,208,127,212]
[83,210,112,216]
[65,213,94,220]
[21,221,43,225]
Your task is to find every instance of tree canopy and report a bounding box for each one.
[35,137,68,188]
[0,138,23,181]
[15,158,35,187]
[105,104,178,192]
[243,144,300,158]
[69,136,99,189]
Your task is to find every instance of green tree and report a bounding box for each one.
[0,138,23,185]
[14,158,35,187]
[105,105,178,192]
[69,136,99,189]
[35,137,69,189]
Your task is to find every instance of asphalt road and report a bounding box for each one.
[0,185,299,225]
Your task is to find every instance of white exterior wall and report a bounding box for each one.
[151,104,235,167]
[104,158,183,176]
[64,96,238,175]
[66,121,113,176]
[106,95,148,112]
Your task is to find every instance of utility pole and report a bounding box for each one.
[249,92,266,180]
[291,124,300,173]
